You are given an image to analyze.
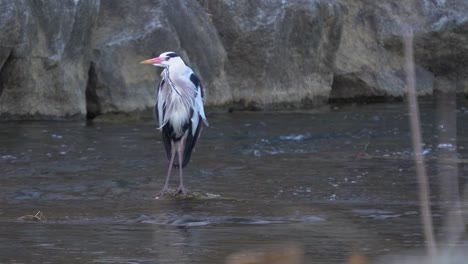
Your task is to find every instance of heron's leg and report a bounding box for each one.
[156,141,176,197]
[176,137,188,195]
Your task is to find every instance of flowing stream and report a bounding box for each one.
[1,99,468,263]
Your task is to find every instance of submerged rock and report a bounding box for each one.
[155,189,221,200]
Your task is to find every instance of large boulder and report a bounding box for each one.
[87,0,229,118]
[332,0,468,100]
[332,0,427,100]
[412,0,468,93]
[0,0,99,119]
[0,1,18,73]
[201,0,343,108]
[1,0,467,119]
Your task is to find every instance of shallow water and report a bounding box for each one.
[1,99,468,263]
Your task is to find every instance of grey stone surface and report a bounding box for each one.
[337,0,468,98]
[203,0,342,108]
[88,0,229,117]
[0,0,467,119]
[0,0,99,119]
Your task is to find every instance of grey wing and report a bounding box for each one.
[189,73,208,128]
[155,77,172,161]
[154,78,166,128]
[181,115,202,168]
[180,73,207,167]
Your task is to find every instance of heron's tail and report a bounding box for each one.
[171,140,195,168]
[162,119,203,168]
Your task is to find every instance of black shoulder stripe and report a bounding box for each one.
[189,73,200,88]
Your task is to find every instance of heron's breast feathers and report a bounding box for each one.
[157,66,207,137]
[158,86,204,137]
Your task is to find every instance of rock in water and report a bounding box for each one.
[155,189,221,200]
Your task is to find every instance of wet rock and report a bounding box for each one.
[155,189,221,200]
[1,0,468,119]
[88,0,229,117]
[412,2,468,94]
[0,1,18,78]
[333,0,468,99]
[203,0,342,107]
[332,0,403,99]
[0,0,99,119]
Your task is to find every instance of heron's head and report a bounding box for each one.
[140,52,180,68]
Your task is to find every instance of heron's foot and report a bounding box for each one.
[155,185,170,198]
[176,185,190,197]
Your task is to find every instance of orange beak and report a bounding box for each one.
[139,57,164,65]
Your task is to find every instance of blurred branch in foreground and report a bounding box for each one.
[403,32,437,257]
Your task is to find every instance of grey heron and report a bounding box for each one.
[140,52,208,197]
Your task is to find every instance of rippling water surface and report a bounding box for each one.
[1,99,468,263]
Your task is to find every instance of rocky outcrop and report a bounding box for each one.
[0,0,467,119]
[331,0,468,100]
[89,0,342,114]
[331,0,414,99]
[87,0,229,118]
[0,0,99,119]
[202,0,342,108]
[0,1,17,75]
[413,0,468,93]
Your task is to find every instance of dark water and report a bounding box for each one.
[1,99,468,263]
